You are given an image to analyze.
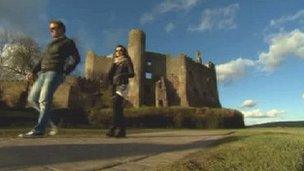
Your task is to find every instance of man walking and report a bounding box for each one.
[19,20,80,138]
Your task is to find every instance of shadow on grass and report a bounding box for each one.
[128,131,236,139]
[205,135,249,148]
[0,133,243,170]
[301,154,304,171]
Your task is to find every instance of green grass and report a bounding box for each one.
[161,127,304,171]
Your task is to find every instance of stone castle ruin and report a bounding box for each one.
[85,29,221,108]
[0,29,221,109]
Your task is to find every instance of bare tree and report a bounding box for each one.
[0,30,41,80]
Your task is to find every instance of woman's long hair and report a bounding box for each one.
[112,45,131,60]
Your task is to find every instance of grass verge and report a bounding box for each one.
[160,128,304,171]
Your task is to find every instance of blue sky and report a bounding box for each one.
[1,0,304,125]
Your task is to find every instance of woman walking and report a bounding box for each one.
[106,45,134,137]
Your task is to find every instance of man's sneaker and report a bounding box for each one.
[49,126,58,136]
[18,130,44,138]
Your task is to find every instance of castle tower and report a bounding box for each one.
[85,50,95,80]
[127,29,146,107]
[179,54,190,107]
[207,61,221,107]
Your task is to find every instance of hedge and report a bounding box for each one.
[87,107,244,129]
[0,106,244,129]
[0,107,89,128]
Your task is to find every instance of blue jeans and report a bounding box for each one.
[27,71,65,134]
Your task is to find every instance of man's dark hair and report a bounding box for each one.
[49,20,66,33]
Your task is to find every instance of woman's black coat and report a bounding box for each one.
[107,58,135,86]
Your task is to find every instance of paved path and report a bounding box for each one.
[0,130,233,171]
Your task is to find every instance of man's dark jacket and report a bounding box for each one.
[32,36,80,75]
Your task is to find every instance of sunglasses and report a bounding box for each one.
[49,26,60,32]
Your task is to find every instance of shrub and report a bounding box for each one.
[53,108,89,127]
[196,108,245,128]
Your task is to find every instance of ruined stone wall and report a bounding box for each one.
[85,50,112,83]
[57,76,102,110]
[185,59,221,107]
[0,81,28,107]
[155,77,168,107]
[53,83,71,109]
[0,76,102,110]
[0,80,72,109]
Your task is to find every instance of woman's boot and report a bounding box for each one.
[106,126,116,137]
[115,127,126,137]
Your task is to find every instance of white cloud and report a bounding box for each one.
[264,9,304,46]
[266,109,285,117]
[165,22,175,32]
[216,58,255,84]
[216,29,304,83]
[241,109,284,118]
[242,99,256,108]
[270,10,304,28]
[302,92,304,100]
[189,3,239,32]
[258,29,304,71]
[140,14,155,24]
[140,0,199,24]
[216,29,304,84]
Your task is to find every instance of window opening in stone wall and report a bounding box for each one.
[145,85,151,94]
[147,61,152,66]
[145,72,152,79]
[158,100,163,107]
[203,92,207,97]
